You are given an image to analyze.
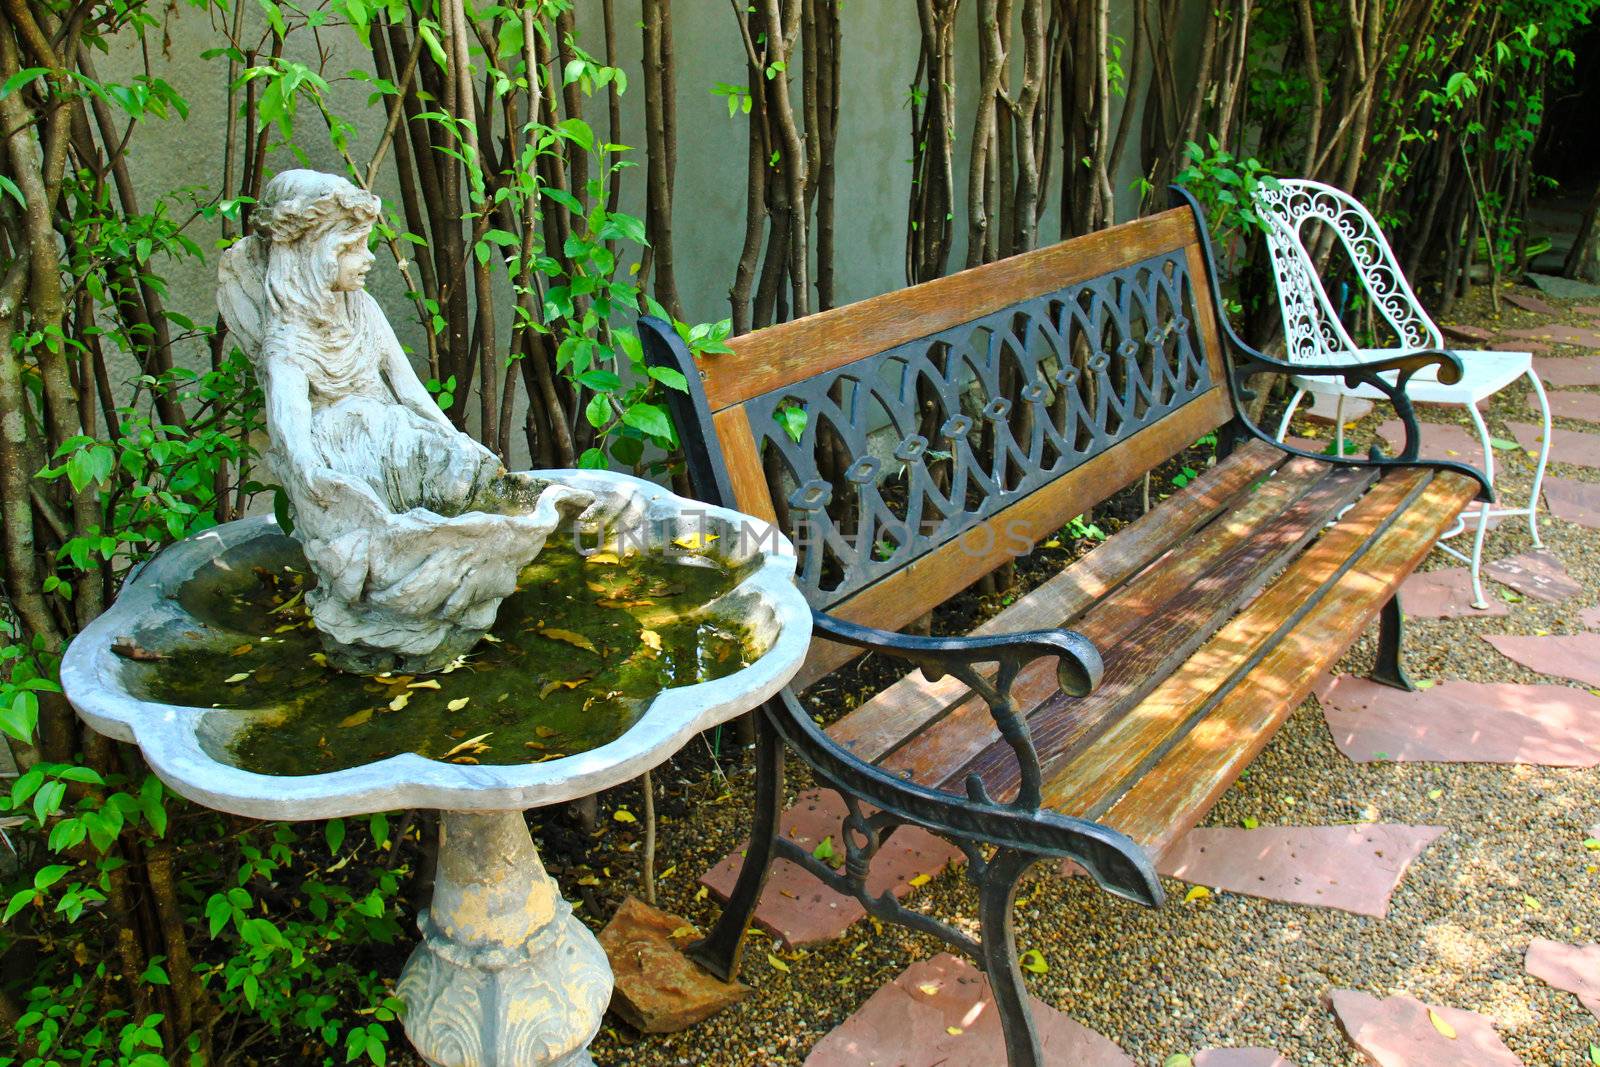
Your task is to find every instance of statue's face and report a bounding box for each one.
[331,231,375,292]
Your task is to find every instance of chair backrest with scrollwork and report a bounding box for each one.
[1255,178,1442,366]
[644,207,1237,684]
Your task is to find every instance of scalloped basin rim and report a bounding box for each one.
[61,470,812,821]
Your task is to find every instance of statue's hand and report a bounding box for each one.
[298,467,389,521]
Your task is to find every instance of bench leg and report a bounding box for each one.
[1369,594,1416,692]
[686,699,785,982]
[976,847,1045,1067]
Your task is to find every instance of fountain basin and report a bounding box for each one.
[62,470,811,822]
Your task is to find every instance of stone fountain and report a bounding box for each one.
[60,171,811,1066]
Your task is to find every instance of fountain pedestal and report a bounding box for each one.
[397,811,610,1067]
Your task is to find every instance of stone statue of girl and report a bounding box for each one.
[218,170,613,673]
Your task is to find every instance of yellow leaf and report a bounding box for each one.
[224,672,251,684]
[1428,1007,1457,1040]
[945,1026,963,1036]
[668,925,696,939]
[639,629,662,652]
[538,627,598,654]
[673,532,719,550]
[389,693,411,712]
[585,552,621,565]
[908,873,931,888]
[231,643,254,656]
[916,983,941,996]
[766,953,790,973]
[1019,949,1048,974]
[613,808,637,824]
[408,679,442,690]
[1523,894,1542,910]
[694,886,708,902]
[338,708,373,728]
[1184,885,1211,902]
[539,678,589,698]
[447,697,470,711]
[1414,679,1436,689]
[310,652,328,668]
[1043,539,1062,548]
[441,732,492,760]
[658,865,676,880]
[536,725,558,738]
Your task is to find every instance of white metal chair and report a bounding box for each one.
[1255,178,1551,609]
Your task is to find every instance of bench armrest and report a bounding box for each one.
[813,609,1101,812]
[1168,186,1493,502]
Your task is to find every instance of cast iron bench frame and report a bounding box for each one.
[638,188,1491,1065]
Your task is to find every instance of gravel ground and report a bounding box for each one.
[587,284,1600,1066]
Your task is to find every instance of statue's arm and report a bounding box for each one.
[262,362,386,515]
[371,302,460,431]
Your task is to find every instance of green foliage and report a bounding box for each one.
[1175,135,1280,248]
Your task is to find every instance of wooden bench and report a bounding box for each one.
[638,189,1490,1066]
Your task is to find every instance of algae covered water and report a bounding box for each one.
[125,538,758,775]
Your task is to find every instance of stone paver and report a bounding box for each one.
[1330,989,1524,1067]
[1499,323,1600,348]
[1533,354,1600,386]
[803,953,1132,1067]
[1503,292,1561,315]
[1582,605,1600,629]
[1489,339,1550,354]
[1544,477,1600,529]
[1194,1052,1295,1067]
[1158,824,1444,918]
[1527,390,1600,423]
[1525,939,1600,1021]
[1483,632,1600,687]
[700,789,963,947]
[1528,272,1600,301]
[598,896,749,1033]
[1399,567,1509,619]
[1316,674,1600,766]
[1440,322,1495,343]
[1484,549,1584,603]
[1578,305,1600,316]
[1376,420,1484,464]
[1507,421,1600,469]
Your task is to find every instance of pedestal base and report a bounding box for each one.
[397,811,611,1067]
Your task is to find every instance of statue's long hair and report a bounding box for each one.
[216,170,381,364]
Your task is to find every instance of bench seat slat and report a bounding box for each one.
[877,455,1358,785]
[1091,471,1479,855]
[944,459,1378,799]
[822,439,1291,765]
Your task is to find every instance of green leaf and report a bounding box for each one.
[1489,437,1519,451]
[557,117,594,150]
[3,888,35,922]
[646,365,689,392]
[775,404,807,444]
[34,864,71,891]
[578,447,609,470]
[622,402,674,442]
[325,818,345,855]
[585,392,611,429]
[577,369,621,391]
[1241,816,1259,829]
[1019,948,1048,974]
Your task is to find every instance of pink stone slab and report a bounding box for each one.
[1330,989,1524,1067]
[803,953,1132,1067]
[1483,632,1600,687]
[1400,567,1510,619]
[1582,606,1600,629]
[1533,355,1600,386]
[1525,939,1600,1020]
[1503,292,1561,315]
[1316,674,1600,766]
[1303,392,1373,425]
[1526,390,1600,423]
[1194,1052,1296,1067]
[1491,339,1550,354]
[701,789,963,948]
[1544,477,1600,529]
[1578,306,1600,316]
[1441,322,1495,343]
[1507,421,1600,469]
[1500,323,1600,348]
[1484,549,1584,603]
[1158,824,1444,918]
[1377,420,1485,464]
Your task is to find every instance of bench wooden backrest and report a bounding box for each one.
[647,206,1235,667]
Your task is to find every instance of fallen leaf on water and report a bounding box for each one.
[535,725,558,738]
[613,809,637,824]
[310,652,328,667]
[481,633,502,644]
[389,693,411,712]
[673,532,719,550]
[1184,885,1211,902]
[441,733,492,760]
[639,629,662,652]
[273,623,298,634]
[1428,1007,1457,1039]
[231,643,254,656]
[224,672,251,684]
[111,639,166,662]
[538,627,598,653]
[766,954,790,973]
[338,709,373,728]
[447,697,470,712]
[407,679,442,690]
[539,678,589,698]
[451,755,480,764]
[585,552,621,565]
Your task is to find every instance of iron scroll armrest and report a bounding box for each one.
[1168,185,1493,502]
[812,608,1102,813]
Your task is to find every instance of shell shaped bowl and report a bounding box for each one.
[61,470,812,821]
